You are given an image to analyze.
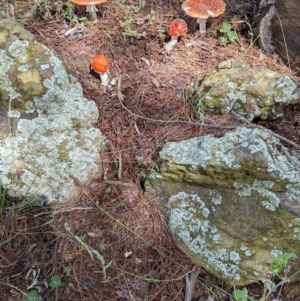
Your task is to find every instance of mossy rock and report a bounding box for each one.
[194,60,299,120]
[0,19,106,203]
[146,127,300,285]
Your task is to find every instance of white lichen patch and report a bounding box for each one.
[286,184,300,199]
[269,75,299,103]
[202,207,210,218]
[216,150,240,169]
[18,64,28,72]
[0,50,21,100]
[270,249,283,257]
[7,110,21,118]
[240,245,252,257]
[41,64,50,70]
[234,182,252,196]
[230,251,241,263]
[24,101,35,113]
[8,40,29,60]
[159,136,213,167]
[259,188,280,211]
[210,189,222,205]
[167,192,245,281]
[160,133,242,170]
[253,179,274,189]
[234,181,280,211]
[293,228,300,240]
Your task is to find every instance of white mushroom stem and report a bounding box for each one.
[197,18,207,34]
[164,35,179,53]
[99,71,109,86]
[86,5,98,21]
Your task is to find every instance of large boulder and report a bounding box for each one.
[0,19,106,203]
[146,127,300,285]
[193,60,299,120]
[258,0,300,72]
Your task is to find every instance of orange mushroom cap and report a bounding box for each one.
[182,0,226,19]
[168,19,188,36]
[91,54,110,73]
[69,0,108,5]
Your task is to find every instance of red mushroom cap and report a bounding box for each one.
[91,54,110,73]
[182,0,226,19]
[168,19,188,36]
[69,0,108,5]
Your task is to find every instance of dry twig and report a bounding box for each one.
[184,265,202,301]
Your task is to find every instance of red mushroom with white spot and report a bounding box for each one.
[182,0,226,34]
[69,0,108,22]
[91,54,110,86]
[164,19,188,52]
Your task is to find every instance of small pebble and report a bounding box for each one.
[110,78,117,86]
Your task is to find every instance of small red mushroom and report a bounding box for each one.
[165,19,188,52]
[91,54,110,86]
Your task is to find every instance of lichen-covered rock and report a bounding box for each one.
[146,126,300,285]
[195,60,299,120]
[0,19,106,203]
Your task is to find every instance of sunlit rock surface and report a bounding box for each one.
[0,19,105,203]
[194,60,299,120]
[146,127,300,285]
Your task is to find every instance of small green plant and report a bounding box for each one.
[232,253,298,301]
[270,252,297,273]
[120,19,138,37]
[147,10,156,26]
[0,10,7,18]
[137,0,146,9]
[219,22,237,45]
[25,0,53,18]
[64,223,112,280]
[26,268,48,292]
[116,1,149,38]
[49,275,61,289]
[63,2,87,24]
[62,1,75,17]
[63,265,72,276]
[26,290,41,301]
[25,268,62,300]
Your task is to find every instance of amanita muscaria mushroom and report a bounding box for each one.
[182,0,226,34]
[164,19,188,52]
[91,54,110,86]
[69,0,108,21]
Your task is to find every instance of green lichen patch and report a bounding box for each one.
[195,60,299,120]
[0,30,8,45]
[0,19,34,49]
[16,68,45,100]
